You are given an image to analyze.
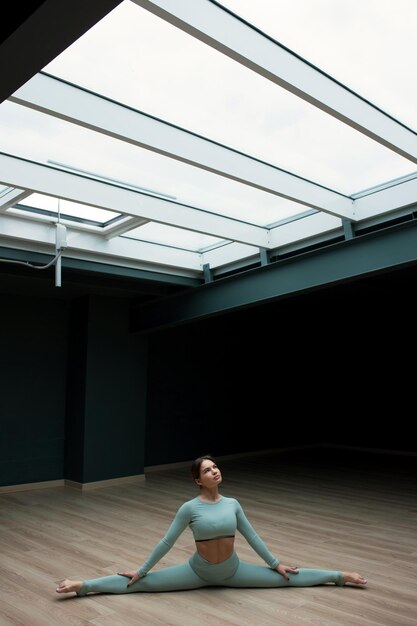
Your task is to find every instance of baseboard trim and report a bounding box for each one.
[2,444,415,493]
[65,474,146,491]
[0,479,65,494]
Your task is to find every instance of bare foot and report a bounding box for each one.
[341,571,367,586]
[56,579,83,594]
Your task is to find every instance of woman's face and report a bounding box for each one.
[197,459,222,488]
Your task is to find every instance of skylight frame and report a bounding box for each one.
[0,0,415,280]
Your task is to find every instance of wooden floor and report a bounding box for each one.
[1,448,417,626]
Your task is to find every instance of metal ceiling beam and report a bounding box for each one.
[202,213,342,268]
[133,0,417,165]
[268,212,342,249]
[131,219,417,333]
[0,188,31,213]
[0,245,200,287]
[103,217,150,239]
[2,153,414,273]
[355,177,417,221]
[0,152,266,247]
[202,242,257,270]
[11,72,354,220]
[0,0,122,104]
[0,211,201,271]
[68,230,200,271]
[203,195,417,271]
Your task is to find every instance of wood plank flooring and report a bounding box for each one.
[1,448,416,625]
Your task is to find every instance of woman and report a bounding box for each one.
[56,455,367,595]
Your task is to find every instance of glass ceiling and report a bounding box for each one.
[221,0,417,132]
[0,0,416,279]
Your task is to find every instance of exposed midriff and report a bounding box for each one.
[195,536,235,563]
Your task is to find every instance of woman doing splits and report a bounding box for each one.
[56,455,367,596]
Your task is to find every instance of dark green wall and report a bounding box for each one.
[0,292,148,487]
[0,270,415,487]
[65,295,148,483]
[0,294,68,486]
[144,281,416,466]
[64,296,88,482]
[145,304,319,467]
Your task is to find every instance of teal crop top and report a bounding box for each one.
[137,496,279,576]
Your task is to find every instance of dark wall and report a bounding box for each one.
[84,296,148,482]
[144,296,324,467]
[0,291,148,488]
[64,296,88,482]
[144,279,416,466]
[0,268,415,487]
[0,294,68,486]
[65,296,148,483]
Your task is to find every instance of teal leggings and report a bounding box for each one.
[77,551,343,595]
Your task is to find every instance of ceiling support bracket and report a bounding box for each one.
[259,248,270,266]
[203,263,213,283]
[342,217,355,240]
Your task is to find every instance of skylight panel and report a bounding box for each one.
[42,0,416,194]
[17,192,121,224]
[0,100,309,225]
[220,0,417,132]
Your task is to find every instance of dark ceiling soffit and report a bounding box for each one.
[0,0,123,104]
[131,219,417,333]
[0,246,201,287]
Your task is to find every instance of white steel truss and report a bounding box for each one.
[0,152,266,247]
[132,0,417,163]
[0,0,416,278]
[0,211,202,272]
[10,72,354,219]
[0,187,32,213]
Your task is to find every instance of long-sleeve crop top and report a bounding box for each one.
[137,495,279,576]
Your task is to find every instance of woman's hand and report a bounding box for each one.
[117,569,141,587]
[275,563,299,580]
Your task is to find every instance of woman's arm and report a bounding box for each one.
[235,499,279,568]
[136,501,192,576]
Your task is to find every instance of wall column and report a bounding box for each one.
[65,295,147,484]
